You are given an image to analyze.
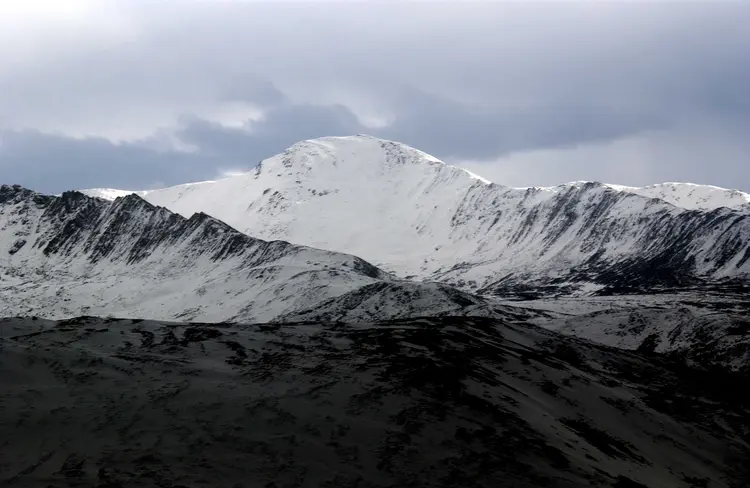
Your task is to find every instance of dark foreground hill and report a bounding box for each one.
[1,316,748,487]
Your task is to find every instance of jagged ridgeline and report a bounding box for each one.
[0,184,529,322]
[82,135,750,295]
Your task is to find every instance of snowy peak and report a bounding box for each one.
[84,136,490,202]
[255,134,491,184]
[76,137,750,295]
[83,135,497,271]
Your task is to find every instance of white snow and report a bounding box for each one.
[602,182,750,210]
[79,135,750,292]
[0,188,376,322]
[79,188,141,200]
[83,135,500,279]
[0,186,533,323]
[528,181,750,210]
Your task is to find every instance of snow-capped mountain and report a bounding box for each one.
[0,184,521,322]
[85,180,750,212]
[82,135,750,295]
[5,183,748,370]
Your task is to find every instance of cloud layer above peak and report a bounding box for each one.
[0,1,748,192]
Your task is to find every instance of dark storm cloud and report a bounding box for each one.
[0,129,215,193]
[0,103,369,192]
[0,1,748,192]
[458,121,750,190]
[177,103,366,162]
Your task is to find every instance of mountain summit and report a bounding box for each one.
[82,135,750,295]
[84,135,495,274]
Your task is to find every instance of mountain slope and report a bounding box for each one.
[523,286,750,372]
[603,182,750,210]
[276,281,546,323]
[3,315,749,487]
[524,182,750,211]
[0,184,519,322]
[82,135,750,294]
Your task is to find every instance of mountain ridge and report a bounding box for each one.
[3,183,749,371]
[3,183,528,322]
[519,181,750,211]
[78,135,750,295]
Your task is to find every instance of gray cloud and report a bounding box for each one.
[0,1,748,192]
[220,77,286,107]
[376,87,669,160]
[176,102,367,164]
[0,129,213,193]
[458,122,750,189]
[0,103,369,192]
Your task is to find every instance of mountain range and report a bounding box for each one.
[3,134,750,486]
[0,184,530,323]
[1,135,748,367]
[82,135,750,296]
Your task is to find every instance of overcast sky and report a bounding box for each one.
[1,1,748,193]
